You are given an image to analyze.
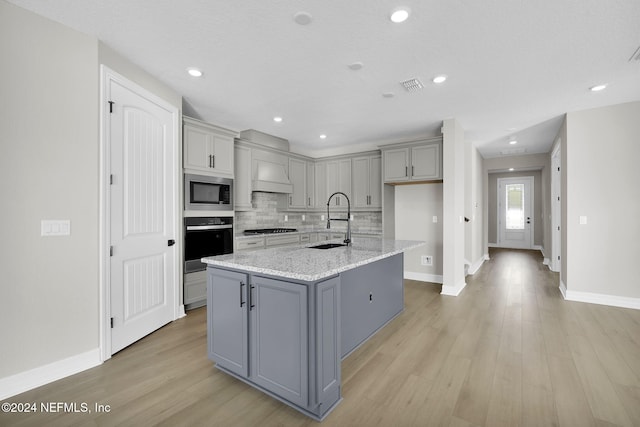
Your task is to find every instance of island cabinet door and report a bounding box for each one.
[250,277,309,408]
[207,268,249,378]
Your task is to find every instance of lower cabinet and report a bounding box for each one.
[207,267,341,420]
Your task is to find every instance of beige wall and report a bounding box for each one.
[564,101,640,298]
[395,184,443,276]
[0,0,99,378]
[0,0,182,384]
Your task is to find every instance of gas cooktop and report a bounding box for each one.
[243,228,298,235]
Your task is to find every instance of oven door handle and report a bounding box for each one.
[186,224,233,231]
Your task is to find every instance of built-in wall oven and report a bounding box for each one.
[184,216,233,273]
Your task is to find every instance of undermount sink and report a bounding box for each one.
[309,243,347,250]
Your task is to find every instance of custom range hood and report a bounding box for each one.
[239,129,293,194]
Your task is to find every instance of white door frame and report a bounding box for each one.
[550,142,562,272]
[99,65,182,362]
[497,176,534,249]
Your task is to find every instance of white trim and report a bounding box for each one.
[404,271,443,284]
[99,65,181,361]
[488,242,498,248]
[497,176,534,249]
[466,256,485,275]
[559,279,567,298]
[0,349,101,401]
[543,258,550,266]
[441,278,467,296]
[560,286,640,310]
[484,253,490,261]
[532,245,543,251]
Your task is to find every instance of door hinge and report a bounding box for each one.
[557,167,560,171]
[557,255,560,260]
[108,101,114,113]
[557,226,560,231]
[110,174,114,185]
[110,246,113,257]
[110,317,114,328]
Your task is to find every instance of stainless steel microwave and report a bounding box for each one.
[184,174,233,211]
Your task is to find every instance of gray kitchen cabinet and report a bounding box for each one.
[306,162,315,208]
[352,155,381,209]
[381,138,442,183]
[265,234,300,248]
[207,268,249,377]
[314,162,327,209]
[234,144,252,210]
[411,144,440,180]
[326,159,351,207]
[207,266,341,420]
[183,117,235,177]
[340,253,403,357]
[184,270,207,309]
[236,236,265,251]
[250,276,308,407]
[288,158,307,209]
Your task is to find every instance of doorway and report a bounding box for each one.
[550,142,561,272]
[100,66,181,359]
[497,176,534,249]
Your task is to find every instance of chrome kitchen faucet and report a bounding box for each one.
[326,192,352,246]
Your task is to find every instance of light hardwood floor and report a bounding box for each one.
[2,248,640,426]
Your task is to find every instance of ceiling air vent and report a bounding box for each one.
[629,45,640,62]
[400,78,424,92]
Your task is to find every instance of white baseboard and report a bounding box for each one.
[404,271,443,284]
[543,258,550,266]
[560,283,640,310]
[441,278,467,296]
[0,348,102,401]
[484,253,490,261]
[533,245,543,251]
[177,304,186,319]
[467,256,485,275]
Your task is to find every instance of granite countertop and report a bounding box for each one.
[235,228,382,240]
[202,237,424,282]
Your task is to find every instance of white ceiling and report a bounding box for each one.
[9,0,640,158]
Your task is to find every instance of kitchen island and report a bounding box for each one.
[202,237,424,421]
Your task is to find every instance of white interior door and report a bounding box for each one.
[551,145,561,272]
[106,70,178,354]
[498,176,533,249]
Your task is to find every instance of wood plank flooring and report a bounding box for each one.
[2,248,640,426]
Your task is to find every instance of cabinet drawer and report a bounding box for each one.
[236,237,265,251]
[266,234,300,248]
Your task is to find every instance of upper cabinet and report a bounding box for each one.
[234,144,252,211]
[288,157,307,209]
[381,138,442,183]
[183,117,235,178]
[325,159,351,208]
[352,155,381,208]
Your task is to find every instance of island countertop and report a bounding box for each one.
[202,237,425,282]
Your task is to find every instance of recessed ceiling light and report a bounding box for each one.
[432,75,447,84]
[509,139,518,145]
[320,134,327,139]
[348,62,363,71]
[509,168,515,171]
[382,92,395,98]
[390,8,410,23]
[273,116,283,123]
[187,68,203,77]
[590,84,607,92]
[293,11,312,25]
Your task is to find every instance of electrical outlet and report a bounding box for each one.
[421,255,433,266]
[350,214,354,221]
[321,215,325,221]
[284,215,288,222]
[302,214,305,221]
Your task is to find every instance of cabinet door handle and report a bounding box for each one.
[290,196,292,205]
[208,155,212,168]
[240,282,245,307]
[308,197,311,206]
[405,166,408,177]
[412,165,414,176]
[212,154,215,168]
[249,285,255,310]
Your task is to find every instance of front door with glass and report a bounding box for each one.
[498,176,534,249]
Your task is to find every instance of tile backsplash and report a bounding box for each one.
[235,192,382,233]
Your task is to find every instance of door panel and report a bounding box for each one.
[251,276,308,407]
[108,75,177,354]
[498,177,533,249]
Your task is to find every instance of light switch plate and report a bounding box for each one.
[579,216,587,225]
[41,220,71,236]
[432,216,438,223]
